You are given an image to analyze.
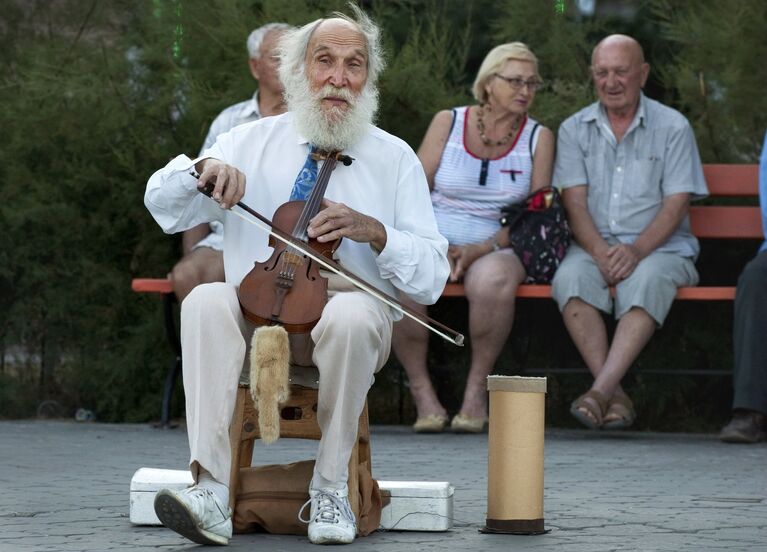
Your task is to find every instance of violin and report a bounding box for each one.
[237,150,351,333]
[195,156,464,347]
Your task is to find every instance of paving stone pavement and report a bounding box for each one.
[1,421,766,552]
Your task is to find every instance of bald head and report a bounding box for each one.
[590,34,650,117]
[592,34,645,66]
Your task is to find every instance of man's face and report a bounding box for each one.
[250,30,284,95]
[304,20,368,122]
[591,41,649,115]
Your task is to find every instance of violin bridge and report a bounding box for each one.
[283,251,303,266]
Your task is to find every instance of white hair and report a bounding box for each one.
[246,22,293,59]
[277,4,386,89]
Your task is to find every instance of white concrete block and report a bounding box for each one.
[129,467,193,525]
[129,468,454,532]
[378,481,454,532]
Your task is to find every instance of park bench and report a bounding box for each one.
[132,163,761,425]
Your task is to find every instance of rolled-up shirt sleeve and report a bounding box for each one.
[375,162,449,305]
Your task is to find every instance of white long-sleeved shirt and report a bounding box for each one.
[145,112,450,307]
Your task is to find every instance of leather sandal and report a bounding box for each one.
[569,389,608,429]
[602,393,636,430]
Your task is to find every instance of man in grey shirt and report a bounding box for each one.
[170,22,292,301]
[551,34,708,430]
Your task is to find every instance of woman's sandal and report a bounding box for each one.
[602,393,636,430]
[569,389,608,429]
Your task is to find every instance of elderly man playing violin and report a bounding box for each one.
[144,6,449,547]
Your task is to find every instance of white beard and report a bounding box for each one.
[284,76,378,151]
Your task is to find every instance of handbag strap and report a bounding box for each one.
[528,122,541,161]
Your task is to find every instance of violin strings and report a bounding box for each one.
[280,153,336,282]
[277,154,322,279]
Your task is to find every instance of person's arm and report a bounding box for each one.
[608,116,707,279]
[552,117,617,282]
[606,193,690,280]
[307,156,450,305]
[145,134,238,234]
[563,184,615,284]
[529,126,555,193]
[181,224,212,255]
[416,110,454,190]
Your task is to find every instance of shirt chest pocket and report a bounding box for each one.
[629,154,664,202]
[583,154,607,194]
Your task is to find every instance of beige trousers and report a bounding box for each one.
[180,277,394,488]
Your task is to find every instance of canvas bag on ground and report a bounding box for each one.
[233,459,382,536]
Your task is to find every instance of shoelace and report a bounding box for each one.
[185,487,228,518]
[298,489,356,527]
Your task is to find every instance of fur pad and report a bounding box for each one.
[249,326,291,444]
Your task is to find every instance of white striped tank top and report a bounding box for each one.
[431,106,540,245]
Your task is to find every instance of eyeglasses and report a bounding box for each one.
[494,74,543,92]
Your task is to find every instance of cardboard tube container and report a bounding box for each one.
[483,375,546,534]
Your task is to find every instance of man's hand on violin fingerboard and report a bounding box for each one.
[308,198,388,252]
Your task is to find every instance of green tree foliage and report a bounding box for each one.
[652,0,767,162]
[490,0,603,130]
[376,1,472,145]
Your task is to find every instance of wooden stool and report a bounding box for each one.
[227,382,371,520]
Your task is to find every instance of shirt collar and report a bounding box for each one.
[582,91,648,128]
[238,90,261,119]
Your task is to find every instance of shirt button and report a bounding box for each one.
[613,193,618,198]
[611,220,616,225]
[616,166,623,172]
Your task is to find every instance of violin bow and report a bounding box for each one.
[194,178,464,347]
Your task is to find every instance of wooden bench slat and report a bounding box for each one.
[442,282,735,301]
[703,164,759,196]
[132,278,174,294]
[690,206,763,239]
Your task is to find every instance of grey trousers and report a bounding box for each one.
[551,243,699,326]
[732,251,767,415]
[179,277,394,488]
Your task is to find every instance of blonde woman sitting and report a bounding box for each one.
[392,43,555,433]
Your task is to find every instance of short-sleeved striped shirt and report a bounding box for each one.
[431,106,540,245]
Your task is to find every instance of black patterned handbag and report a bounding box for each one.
[499,186,571,284]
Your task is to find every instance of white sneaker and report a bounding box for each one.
[299,486,357,545]
[154,486,232,546]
